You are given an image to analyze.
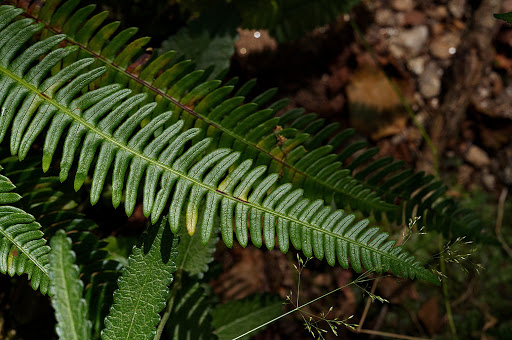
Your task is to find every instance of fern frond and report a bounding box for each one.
[11,0,487,243]
[212,294,283,340]
[1,157,124,338]
[0,9,438,284]
[13,0,394,217]
[165,281,217,340]
[49,229,92,340]
[102,218,179,340]
[176,224,218,278]
[0,164,51,293]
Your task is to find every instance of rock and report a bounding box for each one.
[465,145,491,168]
[391,25,428,57]
[430,32,461,59]
[407,56,427,75]
[427,6,448,20]
[503,166,512,186]
[448,0,466,19]
[375,9,395,26]
[482,170,496,191]
[505,0,512,12]
[418,61,443,98]
[391,0,414,12]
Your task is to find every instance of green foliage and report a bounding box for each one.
[0,157,124,338]
[0,0,487,338]
[159,3,238,76]
[0,166,51,293]
[0,6,438,284]
[14,0,489,246]
[175,225,218,278]
[211,294,283,340]
[165,281,217,340]
[102,218,179,340]
[494,12,512,24]
[49,230,92,340]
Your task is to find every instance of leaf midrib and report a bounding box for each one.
[0,63,419,273]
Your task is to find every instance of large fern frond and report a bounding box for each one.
[0,165,51,293]
[11,0,488,244]
[0,7,438,284]
[12,0,395,218]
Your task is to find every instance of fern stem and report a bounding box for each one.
[438,235,458,339]
[349,18,439,176]
[154,270,182,340]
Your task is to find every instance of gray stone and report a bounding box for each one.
[448,0,466,19]
[418,61,443,98]
[391,25,429,58]
[407,56,427,75]
[465,145,491,168]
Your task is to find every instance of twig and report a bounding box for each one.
[438,235,458,340]
[356,328,431,340]
[495,188,512,257]
[154,270,183,340]
[357,276,380,332]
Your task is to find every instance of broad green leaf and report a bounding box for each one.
[49,229,91,340]
[101,218,179,340]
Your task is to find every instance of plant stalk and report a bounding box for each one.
[154,270,183,340]
[438,235,458,339]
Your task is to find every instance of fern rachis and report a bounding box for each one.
[0,5,438,285]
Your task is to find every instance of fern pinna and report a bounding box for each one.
[10,0,488,243]
[0,5,438,285]
[0,165,51,293]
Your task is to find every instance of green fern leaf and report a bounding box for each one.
[0,9,438,285]
[1,157,123,338]
[494,12,512,24]
[101,218,179,340]
[16,0,394,218]
[14,0,488,244]
[165,281,217,340]
[0,165,51,293]
[176,225,218,278]
[212,294,282,340]
[49,229,92,340]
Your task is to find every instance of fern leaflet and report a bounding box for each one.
[0,164,51,293]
